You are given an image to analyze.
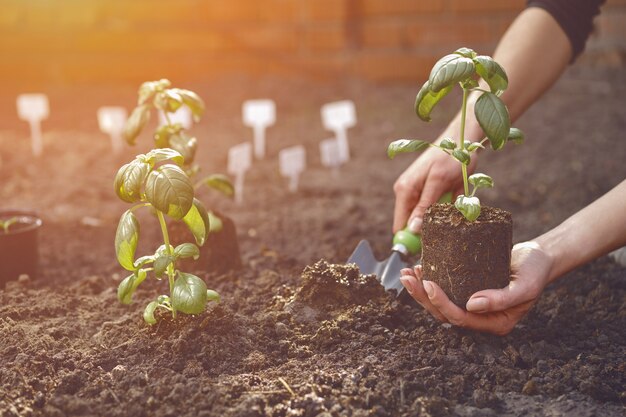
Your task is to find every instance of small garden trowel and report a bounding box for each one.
[348,193,452,295]
[347,226,422,295]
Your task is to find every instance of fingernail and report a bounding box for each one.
[399,276,416,295]
[422,280,434,298]
[408,217,422,233]
[467,297,488,313]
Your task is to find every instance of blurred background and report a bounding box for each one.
[1,0,624,89]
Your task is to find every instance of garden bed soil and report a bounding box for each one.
[0,65,625,416]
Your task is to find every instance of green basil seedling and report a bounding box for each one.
[114,148,223,324]
[388,48,524,221]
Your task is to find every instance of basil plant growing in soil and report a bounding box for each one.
[115,80,235,324]
[388,47,524,307]
[114,148,222,324]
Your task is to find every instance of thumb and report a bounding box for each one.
[466,278,538,313]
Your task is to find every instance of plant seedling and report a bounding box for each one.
[321,100,356,164]
[243,99,276,160]
[16,93,49,157]
[387,47,524,221]
[0,217,19,234]
[97,106,128,154]
[158,106,192,130]
[114,148,221,324]
[279,145,306,193]
[228,142,252,204]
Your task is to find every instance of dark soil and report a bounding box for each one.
[1,65,625,416]
[422,204,512,307]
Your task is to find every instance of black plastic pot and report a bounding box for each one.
[0,210,43,288]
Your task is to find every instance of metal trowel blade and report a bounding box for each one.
[347,240,408,295]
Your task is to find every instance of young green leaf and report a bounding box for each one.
[169,134,198,165]
[201,174,235,197]
[414,80,453,122]
[206,289,220,303]
[465,142,485,152]
[171,88,205,123]
[143,148,185,167]
[117,269,147,304]
[428,54,476,93]
[454,47,477,59]
[143,301,159,325]
[439,138,457,150]
[134,255,155,269]
[153,90,183,113]
[154,254,175,278]
[455,195,481,222]
[183,198,211,246]
[174,243,200,260]
[154,124,183,148]
[207,211,223,233]
[475,92,511,151]
[171,272,208,315]
[473,55,508,95]
[452,149,471,165]
[469,173,494,190]
[145,164,194,219]
[114,159,150,203]
[508,127,525,144]
[115,210,140,271]
[387,139,429,159]
[124,105,151,145]
[138,79,170,105]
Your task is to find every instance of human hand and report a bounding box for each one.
[392,144,477,233]
[399,241,553,335]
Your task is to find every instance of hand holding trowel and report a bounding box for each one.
[347,192,452,295]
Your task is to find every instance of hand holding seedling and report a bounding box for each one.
[388,47,524,226]
[114,148,221,324]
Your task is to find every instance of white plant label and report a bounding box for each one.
[158,106,192,129]
[97,106,128,154]
[227,142,253,205]
[279,145,306,193]
[17,93,50,157]
[243,99,276,159]
[321,100,356,163]
[319,138,342,175]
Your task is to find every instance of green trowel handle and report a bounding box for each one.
[393,227,422,256]
[392,192,453,256]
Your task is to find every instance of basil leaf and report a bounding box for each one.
[123,105,151,145]
[452,149,470,165]
[465,142,485,152]
[169,134,198,165]
[414,80,452,122]
[429,54,475,93]
[201,174,234,197]
[138,79,171,105]
[508,127,525,144]
[439,138,457,150]
[174,243,200,260]
[469,173,494,189]
[206,289,220,303]
[473,55,508,95]
[454,47,477,59]
[183,198,211,246]
[133,255,155,269]
[154,254,175,278]
[172,88,205,122]
[387,139,429,159]
[475,92,510,151]
[145,164,194,219]
[143,301,159,325]
[154,90,183,113]
[114,159,150,203]
[455,195,481,222]
[143,148,185,167]
[115,210,140,271]
[117,269,147,304]
[171,272,208,315]
[154,124,183,148]
[207,211,223,233]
